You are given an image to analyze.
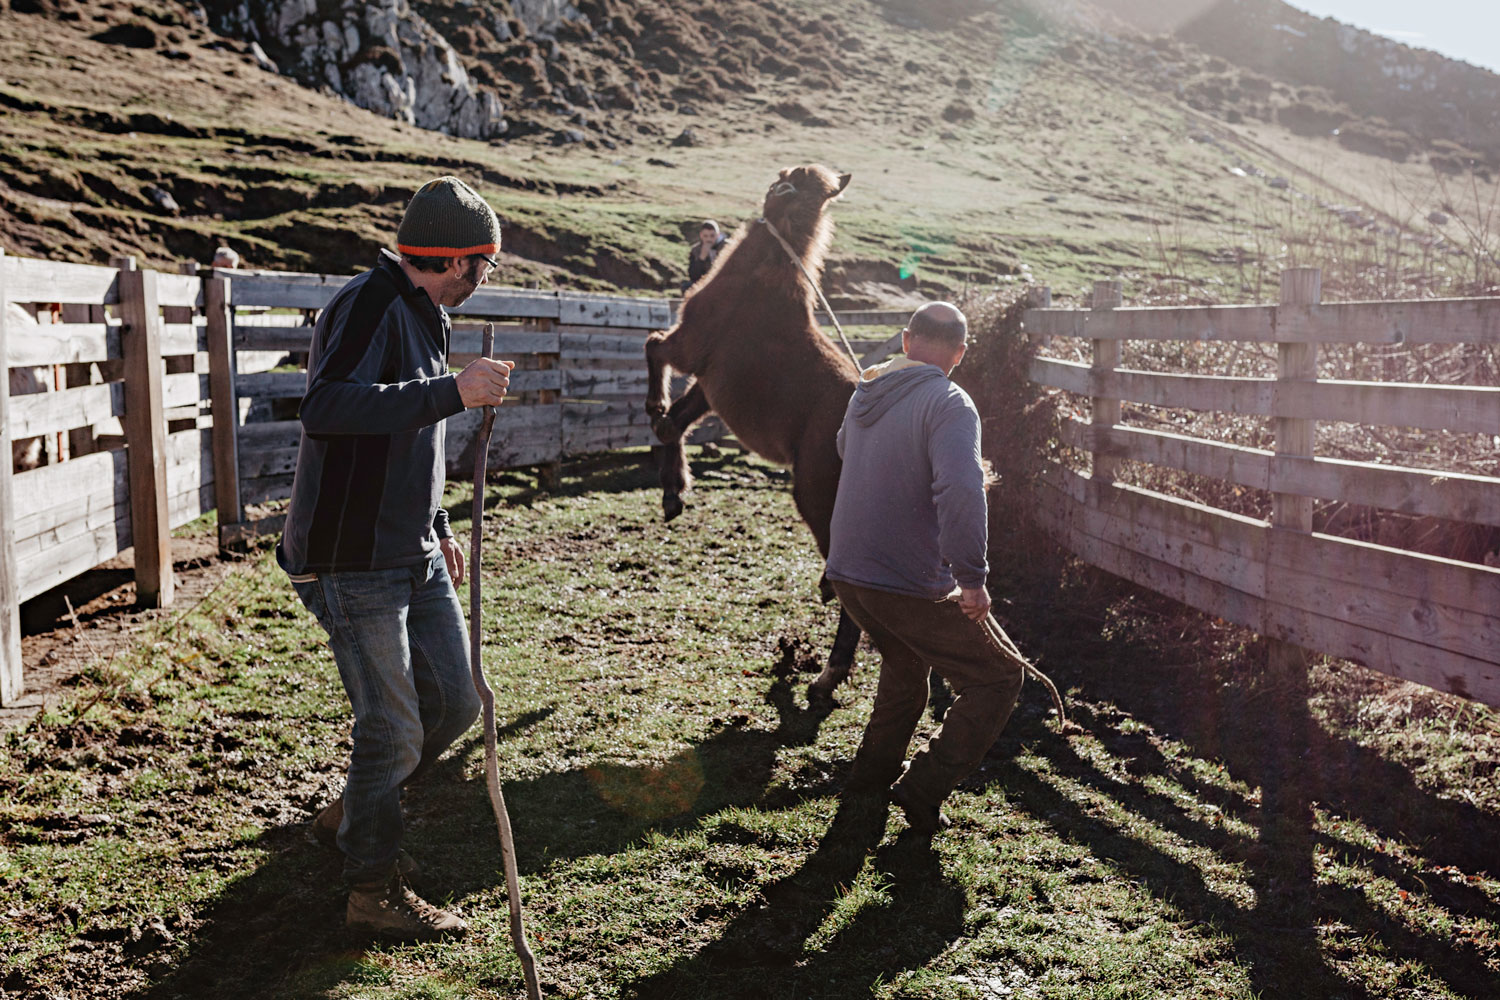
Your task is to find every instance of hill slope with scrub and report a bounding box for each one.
[0,0,1495,302]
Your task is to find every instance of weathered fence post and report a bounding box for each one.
[117,258,175,608]
[0,249,22,705]
[1089,279,1124,489]
[204,276,244,552]
[533,317,562,491]
[1269,267,1322,676]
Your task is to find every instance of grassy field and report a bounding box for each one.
[1,450,1496,999]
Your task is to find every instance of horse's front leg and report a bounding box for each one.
[653,382,712,522]
[808,606,861,708]
[645,331,674,433]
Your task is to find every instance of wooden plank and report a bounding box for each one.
[4,323,120,366]
[813,309,909,328]
[1267,530,1500,620]
[240,473,294,507]
[226,271,351,309]
[557,292,670,328]
[1035,462,1500,706]
[15,513,132,605]
[1032,489,1268,633]
[1264,601,1500,706]
[164,428,214,495]
[205,277,243,533]
[0,255,121,306]
[118,265,173,608]
[1273,557,1500,664]
[239,445,298,480]
[8,382,124,438]
[1281,297,1500,346]
[1041,465,1267,564]
[10,448,128,540]
[1062,420,1275,491]
[449,327,560,356]
[444,404,561,471]
[562,367,649,398]
[1091,280,1123,485]
[1274,268,1319,534]
[1025,304,1280,343]
[233,324,314,352]
[1024,297,1500,346]
[154,271,204,310]
[859,331,906,368]
[236,371,308,400]
[560,332,653,362]
[0,251,20,703]
[161,322,207,356]
[1068,421,1500,527]
[452,288,561,320]
[239,419,302,452]
[163,372,209,410]
[565,423,656,454]
[1274,379,1500,436]
[1032,363,1500,434]
[1037,476,1266,594]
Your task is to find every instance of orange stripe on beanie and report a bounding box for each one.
[396,176,502,258]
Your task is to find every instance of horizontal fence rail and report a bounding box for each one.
[1024,271,1500,707]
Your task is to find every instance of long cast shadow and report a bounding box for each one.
[994,563,1500,1000]
[622,798,965,999]
[127,660,834,999]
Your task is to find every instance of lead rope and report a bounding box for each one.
[469,323,543,1000]
[758,216,864,372]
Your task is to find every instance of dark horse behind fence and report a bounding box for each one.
[645,164,863,705]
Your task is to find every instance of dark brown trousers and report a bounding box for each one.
[832,580,1025,809]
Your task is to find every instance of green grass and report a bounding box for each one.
[1,451,1497,998]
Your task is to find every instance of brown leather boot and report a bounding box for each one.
[346,875,468,942]
[308,799,421,878]
[890,781,952,837]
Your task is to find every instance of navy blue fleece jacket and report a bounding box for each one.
[825,358,988,600]
[277,250,466,575]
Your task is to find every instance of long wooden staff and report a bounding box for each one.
[468,323,542,999]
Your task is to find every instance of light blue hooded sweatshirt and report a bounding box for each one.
[825,357,988,600]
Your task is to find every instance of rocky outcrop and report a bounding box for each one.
[513,0,580,34]
[211,0,508,139]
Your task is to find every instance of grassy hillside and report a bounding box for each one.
[0,0,1496,303]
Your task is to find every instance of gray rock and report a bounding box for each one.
[554,128,586,145]
[146,186,181,215]
[1427,211,1449,226]
[213,0,507,139]
[249,40,278,73]
[670,127,701,148]
[1268,176,1290,190]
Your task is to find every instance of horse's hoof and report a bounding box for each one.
[806,684,839,716]
[663,494,685,522]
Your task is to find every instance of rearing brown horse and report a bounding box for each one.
[645,164,862,703]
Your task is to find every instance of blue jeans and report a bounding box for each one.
[291,549,480,885]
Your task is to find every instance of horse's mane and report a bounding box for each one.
[684,197,835,313]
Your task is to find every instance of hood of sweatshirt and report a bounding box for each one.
[848,357,950,427]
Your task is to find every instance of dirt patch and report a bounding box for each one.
[4,536,246,734]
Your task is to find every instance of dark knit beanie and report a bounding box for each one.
[396,176,501,257]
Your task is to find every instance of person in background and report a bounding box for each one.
[684,219,727,291]
[278,176,514,940]
[825,301,1027,836]
[211,246,241,269]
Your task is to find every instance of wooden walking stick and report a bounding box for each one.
[468,323,542,999]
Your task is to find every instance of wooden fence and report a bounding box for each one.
[0,248,908,705]
[1024,269,1500,708]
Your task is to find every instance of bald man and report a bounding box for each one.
[825,301,1026,835]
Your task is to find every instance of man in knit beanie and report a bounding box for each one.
[278,176,514,941]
